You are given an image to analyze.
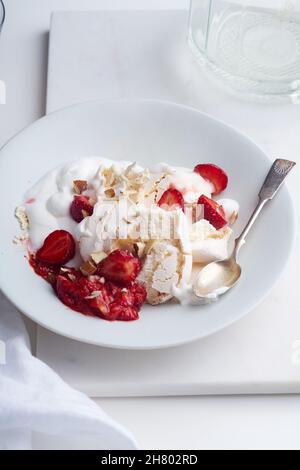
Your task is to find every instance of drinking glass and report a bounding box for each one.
[0,1,5,35]
[188,0,300,102]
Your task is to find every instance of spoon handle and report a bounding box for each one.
[235,159,296,254]
[259,159,296,201]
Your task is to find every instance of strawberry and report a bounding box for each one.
[197,195,227,230]
[157,188,184,211]
[194,164,228,195]
[36,230,76,266]
[70,195,94,223]
[97,250,141,286]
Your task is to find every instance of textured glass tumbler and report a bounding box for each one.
[188,0,300,103]
[0,1,5,35]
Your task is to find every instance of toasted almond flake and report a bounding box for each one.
[99,277,105,284]
[124,162,137,175]
[60,267,71,273]
[81,209,90,219]
[104,188,116,198]
[113,239,136,254]
[91,251,107,265]
[13,233,29,245]
[208,232,226,240]
[89,196,97,205]
[229,211,238,225]
[85,290,102,299]
[134,242,146,258]
[47,273,56,284]
[88,275,101,282]
[73,179,88,194]
[80,260,97,276]
[67,274,76,281]
[15,206,29,231]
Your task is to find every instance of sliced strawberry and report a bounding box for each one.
[157,188,184,211]
[197,195,227,230]
[36,230,76,266]
[70,195,94,223]
[194,164,228,195]
[97,249,141,286]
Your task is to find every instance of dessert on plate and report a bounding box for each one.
[15,157,239,321]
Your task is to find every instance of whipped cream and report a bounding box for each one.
[19,157,239,306]
[149,164,214,204]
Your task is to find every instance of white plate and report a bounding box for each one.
[0,100,295,349]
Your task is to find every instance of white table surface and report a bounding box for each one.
[1,0,300,450]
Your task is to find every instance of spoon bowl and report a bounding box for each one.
[194,256,241,298]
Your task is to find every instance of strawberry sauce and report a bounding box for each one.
[29,251,146,322]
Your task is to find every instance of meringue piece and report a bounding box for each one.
[138,241,192,305]
[190,219,235,264]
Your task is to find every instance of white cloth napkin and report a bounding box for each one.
[0,292,138,450]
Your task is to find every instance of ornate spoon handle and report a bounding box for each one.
[259,159,296,201]
[235,159,296,254]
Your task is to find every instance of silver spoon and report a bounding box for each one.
[194,159,296,300]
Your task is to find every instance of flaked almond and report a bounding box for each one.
[134,242,146,258]
[229,211,239,225]
[91,251,107,265]
[208,232,225,240]
[113,239,136,254]
[47,272,56,284]
[13,233,29,245]
[15,206,29,231]
[80,260,97,276]
[85,290,102,299]
[60,267,71,273]
[104,188,115,198]
[73,180,88,194]
[81,209,90,219]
